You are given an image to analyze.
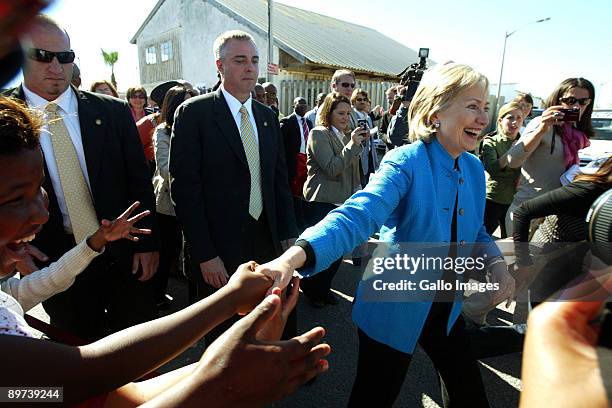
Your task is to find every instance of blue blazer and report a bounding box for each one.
[300,137,500,353]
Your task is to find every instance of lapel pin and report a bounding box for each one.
[95,119,102,125]
[263,121,268,127]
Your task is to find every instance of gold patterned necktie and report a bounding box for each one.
[45,102,99,243]
[239,106,263,220]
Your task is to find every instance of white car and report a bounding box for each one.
[580,110,612,166]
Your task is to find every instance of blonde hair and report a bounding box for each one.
[408,63,489,143]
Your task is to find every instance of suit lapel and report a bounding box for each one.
[213,90,248,168]
[252,102,273,185]
[327,128,346,153]
[74,89,105,189]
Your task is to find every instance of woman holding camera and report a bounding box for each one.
[481,102,524,237]
[259,63,514,407]
[505,78,595,235]
[299,92,366,307]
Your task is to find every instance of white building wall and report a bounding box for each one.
[179,0,280,89]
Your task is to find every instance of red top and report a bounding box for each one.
[136,113,159,162]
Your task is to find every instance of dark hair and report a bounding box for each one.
[0,97,41,155]
[316,92,351,128]
[574,155,612,187]
[126,86,148,108]
[160,86,194,131]
[545,78,595,138]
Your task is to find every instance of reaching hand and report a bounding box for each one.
[194,294,330,406]
[256,277,300,341]
[226,261,274,314]
[257,258,297,295]
[100,201,151,243]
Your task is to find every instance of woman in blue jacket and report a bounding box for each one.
[258,63,514,407]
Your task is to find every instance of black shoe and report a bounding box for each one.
[156,293,174,310]
[322,291,339,305]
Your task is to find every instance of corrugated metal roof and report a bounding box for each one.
[214,0,422,77]
[131,0,425,78]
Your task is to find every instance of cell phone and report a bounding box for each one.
[357,119,368,130]
[560,107,580,122]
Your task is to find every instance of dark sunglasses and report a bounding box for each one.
[130,94,146,99]
[355,97,368,102]
[27,48,75,64]
[340,82,356,89]
[559,96,591,106]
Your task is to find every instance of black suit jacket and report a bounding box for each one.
[169,89,297,270]
[3,86,158,267]
[279,113,313,185]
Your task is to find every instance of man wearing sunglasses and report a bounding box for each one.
[3,14,159,341]
[314,69,358,127]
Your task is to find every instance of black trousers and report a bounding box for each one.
[186,213,296,345]
[484,199,510,238]
[347,302,489,408]
[43,235,158,342]
[151,212,182,301]
[300,201,341,300]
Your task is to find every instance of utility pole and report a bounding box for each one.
[267,0,274,82]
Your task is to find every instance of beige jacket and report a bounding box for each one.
[152,124,175,216]
[303,126,362,204]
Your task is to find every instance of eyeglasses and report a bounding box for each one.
[130,94,146,99]
[340,82,356,89]
[27,48,75,64]
[355,98,368,102]
[559,97,591,106]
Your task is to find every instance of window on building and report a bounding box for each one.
[145,46,157,65]
[160,41,173,62]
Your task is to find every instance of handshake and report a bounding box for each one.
[191,261,330,407]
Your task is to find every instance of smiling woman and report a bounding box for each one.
[257,63,515,407]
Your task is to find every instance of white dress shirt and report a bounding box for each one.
[295,113,308,154]
[23,84,92,234]
[220,85,259,144]
[331,126,345,144]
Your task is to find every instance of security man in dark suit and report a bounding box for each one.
[169,30,297,342]
[280,97,313,230]
[4,15,159,341]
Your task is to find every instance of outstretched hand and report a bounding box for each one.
[100,201,151,243]
[86,201,151,253]
[256,277,300,341]
[192,294,330,406]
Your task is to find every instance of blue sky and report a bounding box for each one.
[11,0,612,107]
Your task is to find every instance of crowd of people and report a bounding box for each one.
[0,11,610,408]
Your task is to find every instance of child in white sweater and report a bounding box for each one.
[0,201,150,316]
